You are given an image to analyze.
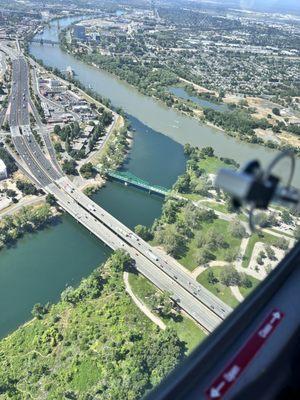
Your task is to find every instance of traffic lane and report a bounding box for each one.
[47,183,221,331]
[58,177,231,319]
[12,136,52,187]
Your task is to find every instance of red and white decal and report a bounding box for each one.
[205,309,284,399]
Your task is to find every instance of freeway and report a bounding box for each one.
[58,176,232,319]
[7,49,231,331]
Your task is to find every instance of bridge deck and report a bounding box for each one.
[101,169,171,196]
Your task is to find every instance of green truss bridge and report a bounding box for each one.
[105,170,171,196]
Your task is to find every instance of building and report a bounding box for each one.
[45,79,65,93]
[73,25,86,40]
[0,159,7,180]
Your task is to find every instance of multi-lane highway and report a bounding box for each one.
[7,48,232,332]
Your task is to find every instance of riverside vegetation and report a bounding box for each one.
[0,251,187,400]
[62,33,300,156]
[0,203,58,251]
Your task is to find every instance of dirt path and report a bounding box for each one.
[123,272,166,330]
[230,286,244,302]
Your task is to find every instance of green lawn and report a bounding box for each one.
[179,219,242,271]
[198,156,234,175]
[242,232,278,268]
[200,201,229,214]
[239,275,260,298]
[128,272,206,353]
[178,192,205,201]
[196,266,259,306]
[196,266,239,308]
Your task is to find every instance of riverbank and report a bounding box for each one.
[0,202,60,253]
[62,39,300,157]
[0,251,187,399]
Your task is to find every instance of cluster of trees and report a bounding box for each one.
[61,269,105,306]
[33,95,46,123]
[53,122,85,160]
[16,180,38,196]
[79,162,94,179]
[62,159,78,175]
[147,291,174,317]
[98,125,130,171]
[134,224,153,241]
[31,302,51,319]
[203,108,272,136]
[173,145,238,196]
[80,52,179,99]
[0,188,18,202]
[286,124,300,136]
[208,267,253,289]
[152,199,219,259]
[0,204,54,250]
[221,267,253,288]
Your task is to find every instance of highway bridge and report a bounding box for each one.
[7,49,232,332]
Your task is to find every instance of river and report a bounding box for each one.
[0,15,297,338]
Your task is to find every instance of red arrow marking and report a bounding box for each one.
[205,309,284,399]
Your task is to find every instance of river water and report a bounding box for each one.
[0,15,297,338]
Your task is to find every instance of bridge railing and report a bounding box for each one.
[96,167,171,196]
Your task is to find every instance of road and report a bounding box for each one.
[6,47,232,332]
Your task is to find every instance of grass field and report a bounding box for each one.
[198,156,232,175]
[179,219,242,271]
[196,266,239,308]
[128,272,207,352]
[239,275,260,297]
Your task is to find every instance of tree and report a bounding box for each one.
[62,159,78,175]
[31,302,50,319]
[200,146,214,157]
[161,199,180,224]
[16,180,38,195]
[53,124,61,135]
[134,224,153,241]
[207,270,218,285]
[272,107,280,116]
[230,220,247,238]
[184,143,193,156]
[46,193,57,206]
[220,267,242,286]
[0,148,17,175]
[274,237,289,250]
[265,245,276,260]
[241,275,253,289]
[154,225,184,258]
[54,142,63,153]
[79,162,94,179]
[173,173,190,193]
[206,230,228,250]
[196,248,216,265]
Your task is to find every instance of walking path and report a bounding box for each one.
[0,195,45,219]
[230,286,244,302]
[123,272,166,330]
